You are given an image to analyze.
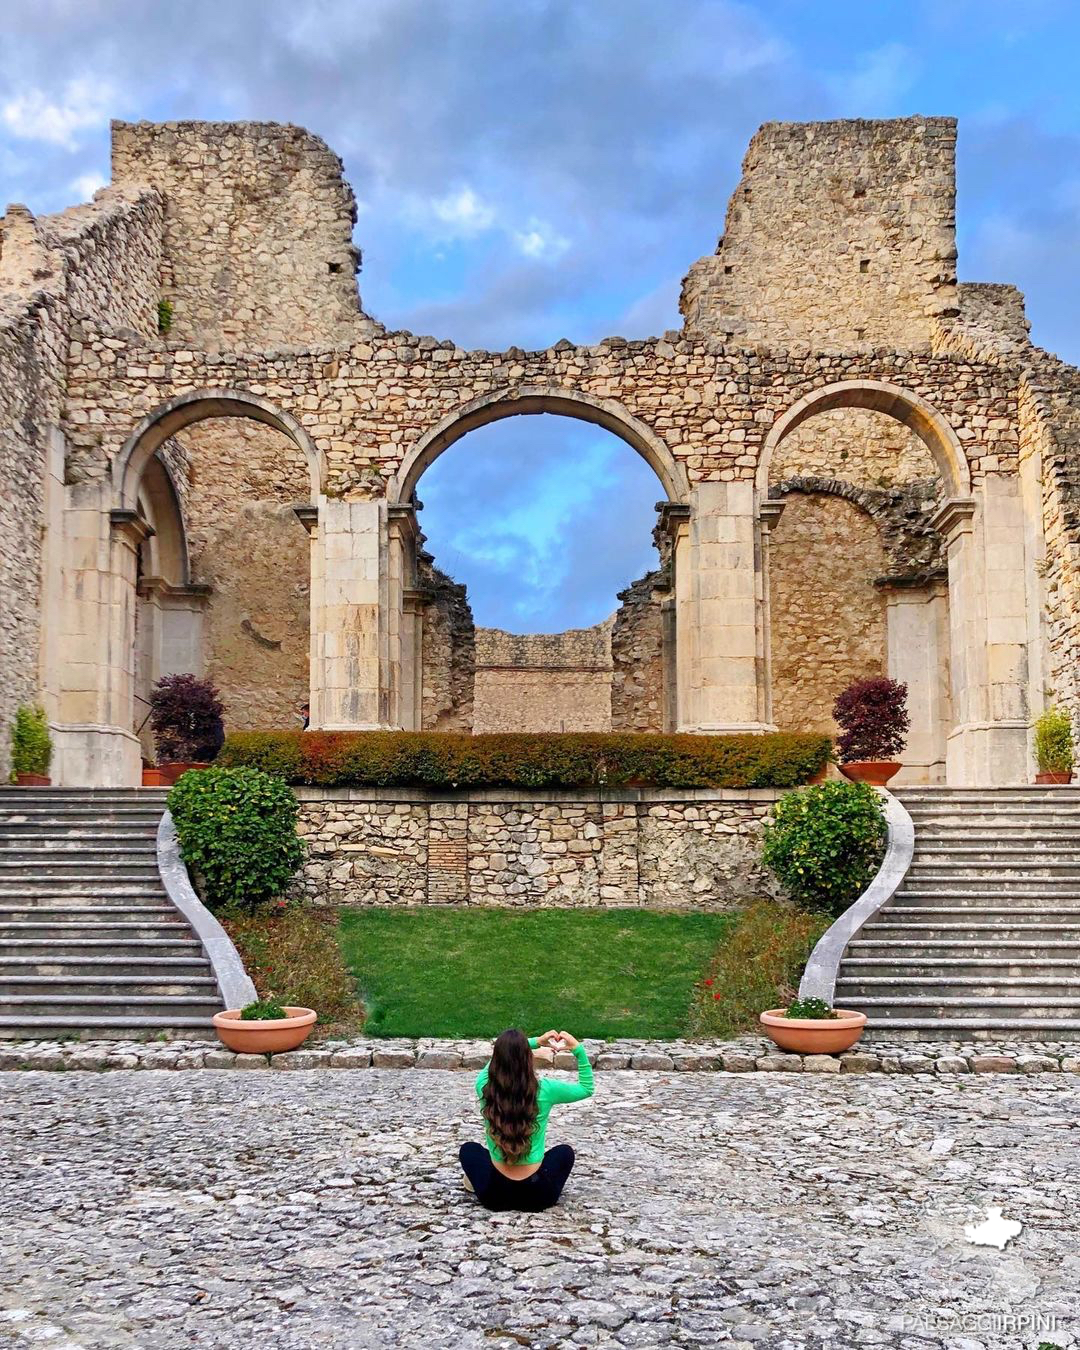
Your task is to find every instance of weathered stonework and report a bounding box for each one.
[293,787,781,909]
[472,625,615,734]
[1,114,1075,786]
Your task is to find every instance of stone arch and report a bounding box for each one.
[113,387,323,508]
[389,386,690,505]
[757,380,972,499]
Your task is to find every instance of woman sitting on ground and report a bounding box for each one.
[459,1027,594,1212]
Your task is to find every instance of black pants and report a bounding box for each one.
[458,1142,576,1212]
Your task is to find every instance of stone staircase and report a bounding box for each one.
[836,786,1080,1038]
[0,787,223,1039]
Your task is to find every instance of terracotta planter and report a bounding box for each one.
[154,761,210,786]
[760,1008,868,1055]
[13,772,51,786]
[840,760,902,788]
[142,767,166,786]
[1035,770,1072,785]
[212,1006,317,1054]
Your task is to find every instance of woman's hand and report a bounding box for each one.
[557,1031,580,1051]
[535,1029,560,1047]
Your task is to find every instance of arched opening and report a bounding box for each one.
[394,398,683,734]
[117,392,317,752]
[764,401,953,781]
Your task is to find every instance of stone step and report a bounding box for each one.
[0,882,166,899]
[848,938,1080,960]
[1,937,203,958]
[0,956,211,977]
[863,920,1080,936]
[898,787,1080,798]
[914,845,1080,860]
[879,906,1080,920]
[0,898,171,914]
[841,956,1080,978]
[0,975,218,997]
[0,994,221,1018]
[0,840,158,856]
[914,825,1080,838]
[863,1017,1080,1037]
[907,861,1080,875]
[895,888,1080,903]
[837,975,1080,999]
[0,858,160,880]
[0,920,188,939]
[855,996,1080,1016]
[0,1015,214,1039]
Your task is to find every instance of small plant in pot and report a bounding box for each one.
[10,705,52,786]
[213,997,317,1054]
[760,996,867,1054]
[147,673,225,786]
[833,676,909,788]
[1033,705,1074,785]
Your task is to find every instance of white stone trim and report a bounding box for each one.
[798,789,915,1005]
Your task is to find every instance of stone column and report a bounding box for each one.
[936,482,1030,785]
[307,497,387,730]
[50,486,147,785]
[882,580,950,784]
[387,504,422,731]
[757,499,785,728]
[673,481,771,733]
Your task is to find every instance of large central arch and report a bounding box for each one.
[389,386,690,506]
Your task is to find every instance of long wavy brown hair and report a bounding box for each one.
[482,1028,539,1163]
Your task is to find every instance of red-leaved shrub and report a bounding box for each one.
[149,673,226,763]
[832,677,909,762]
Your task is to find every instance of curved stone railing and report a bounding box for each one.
[798,788,915,1006]
[156,810,257,1010]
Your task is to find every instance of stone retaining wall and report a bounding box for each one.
[293,787,782,908]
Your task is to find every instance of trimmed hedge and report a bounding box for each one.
[217,730,831,790]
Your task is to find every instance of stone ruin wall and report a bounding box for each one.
[472,624,616,733]
[110,121,362,351]
[293,787,781,909]
[681,117,958,350]
[767,408,942,736]
[417,556,475,732]
[0,186,163,774]
[6,115,1080,771]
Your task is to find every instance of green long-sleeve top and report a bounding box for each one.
[475,1037,595,1164]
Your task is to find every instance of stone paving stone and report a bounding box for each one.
[971,1054,1018,1073]
[803,1053,842,1073]
[0,1069,1076,1349]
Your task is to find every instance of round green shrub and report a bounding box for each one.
[762,780,887,917]
[168,767,305,912]
[10,705,52,779]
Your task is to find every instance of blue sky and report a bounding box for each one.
[2,0,1079,629]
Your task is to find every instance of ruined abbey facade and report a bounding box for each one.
[2,115,1078,786]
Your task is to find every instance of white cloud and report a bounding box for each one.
[513,218,570,262]
[70,171,107,200]
[1,78,114,150]
[429,185,496,236]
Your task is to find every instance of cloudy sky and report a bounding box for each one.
[3,0,1079,630]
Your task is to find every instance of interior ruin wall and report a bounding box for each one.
[472,625,615,734]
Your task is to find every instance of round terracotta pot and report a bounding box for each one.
[13,773,51,786]
[839,760,902,788]
[212,1007,317,1054]
[759,1008,868,1054]
[1035,770,1072,785]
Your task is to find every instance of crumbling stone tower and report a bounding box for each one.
[2,115,1078,786]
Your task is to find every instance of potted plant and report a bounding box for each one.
[9,705,52,786]
[212,998,317,1053]
[1034,705,1074,785]
[147,673,225,786]
[833,676,909,787]
[760,997,867,1054]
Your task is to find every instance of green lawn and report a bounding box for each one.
[338,907,735,1039]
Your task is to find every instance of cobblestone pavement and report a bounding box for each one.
[0,1070,1077,1350]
